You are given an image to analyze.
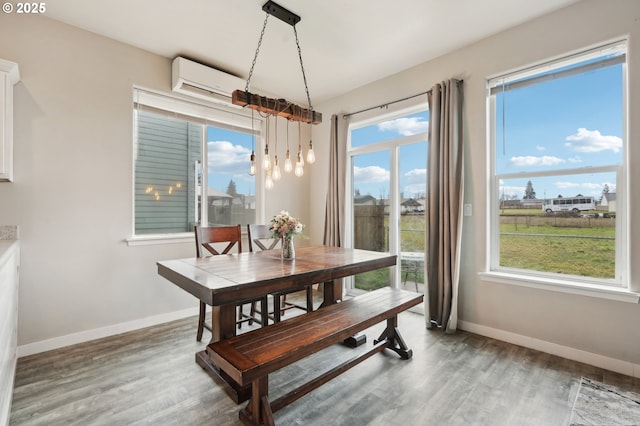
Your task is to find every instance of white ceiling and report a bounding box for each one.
[44,0,580,105]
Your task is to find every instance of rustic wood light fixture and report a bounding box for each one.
[232,0,322,125]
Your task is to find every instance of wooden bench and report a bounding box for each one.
[208,287,423,426]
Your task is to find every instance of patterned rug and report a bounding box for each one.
[570,377,640,425]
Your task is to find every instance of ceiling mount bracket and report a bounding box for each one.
[262,1,301,26]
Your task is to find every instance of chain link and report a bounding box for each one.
[245,12,315,114]
[245,13,270,92]
[293,25,313,111]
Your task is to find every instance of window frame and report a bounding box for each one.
[484,40,634,300]
[344,103,428,295]
[128,88,263,245]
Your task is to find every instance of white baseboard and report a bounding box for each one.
[17,307,198,358]
[17,312,639,380]
[458,320,640,379]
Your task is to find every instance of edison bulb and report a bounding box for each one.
[265,170,274,190]
[273,156,281,181]
[263,146,271,170]
[284,149,293,173]
[306,141,315,163]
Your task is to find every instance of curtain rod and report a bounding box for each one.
[342,91,429,119]
[341,79,463,119]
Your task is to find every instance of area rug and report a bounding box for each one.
[569,377,640,425]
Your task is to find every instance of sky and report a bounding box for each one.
[350,111,429,199]
[495,58,623,202]
[206,126,255,195]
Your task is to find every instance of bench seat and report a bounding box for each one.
[209,287,423,425]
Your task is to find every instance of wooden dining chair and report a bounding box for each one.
[194,224,267,341]
[247,224,314,322]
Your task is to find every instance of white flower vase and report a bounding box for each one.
[281,236,295,260]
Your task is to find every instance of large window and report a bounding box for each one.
[488,40,627,287]
[133,90,258,237]
[346,107,428,294]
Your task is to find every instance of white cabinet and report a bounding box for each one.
[0,241,19,426]
[0,60,20,182]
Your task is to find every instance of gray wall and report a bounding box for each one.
[0,14,309,350]
[310,0,640,373]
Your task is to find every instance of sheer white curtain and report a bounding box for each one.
[425,79,464,333]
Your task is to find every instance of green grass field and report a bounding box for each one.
[354,212,616,290]
[500,223,615,278]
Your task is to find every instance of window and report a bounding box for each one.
[488,40,627,287]
[346,107,428,295]
[133,89,259,238]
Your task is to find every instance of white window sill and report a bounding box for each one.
[479,271,640,304]
[126,233,194,246]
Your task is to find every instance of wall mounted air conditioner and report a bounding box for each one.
[171,56,245,105]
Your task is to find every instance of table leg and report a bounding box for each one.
[321,279,365,347]
[196,304,252,403]
[320,279,342,307]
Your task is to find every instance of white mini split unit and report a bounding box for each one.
[171,56,245,105]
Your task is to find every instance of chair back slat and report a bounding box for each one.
[247,224,281,252]
[194,225,242,258]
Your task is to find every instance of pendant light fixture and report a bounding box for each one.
[238,1,322,186]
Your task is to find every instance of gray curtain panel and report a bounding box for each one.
[323,114,347,247]
[426,79,464,333]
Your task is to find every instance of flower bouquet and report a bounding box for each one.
[270,211,304,259]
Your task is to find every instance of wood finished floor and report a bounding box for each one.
[10,302,640,425]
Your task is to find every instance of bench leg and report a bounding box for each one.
[240,376,275,426]
[374,316,413,360]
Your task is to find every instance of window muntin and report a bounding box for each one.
[489,41,626,286]
[133,90,258,236]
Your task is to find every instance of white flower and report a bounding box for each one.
[270,211,304,239]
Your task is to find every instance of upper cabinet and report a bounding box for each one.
[0,59,20,182]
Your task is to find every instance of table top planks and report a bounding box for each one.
[157,246,397,306]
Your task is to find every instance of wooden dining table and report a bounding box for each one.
[157,245,397,403]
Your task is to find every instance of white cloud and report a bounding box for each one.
[565,128,622,153]
[353,165,390,184]
[510,155,565,167]
[498,184,525,198]
[403,183,426,196]
[207,140,252,174]
[403,169,426,197]
[553,181,611,198]
[567,156,582,163]
[555,181,580,189]
[536,145,546,151]
[377,117,428,136]
[580,182,605,191]
[404,168,426,183]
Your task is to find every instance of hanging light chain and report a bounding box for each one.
[245,13,271,93]
[293,24,313,112]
